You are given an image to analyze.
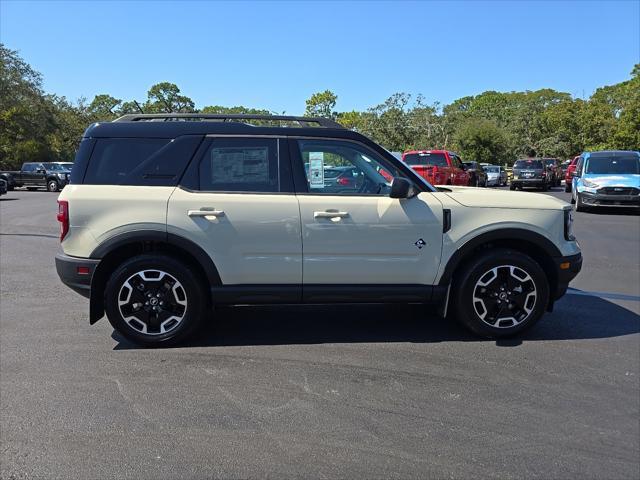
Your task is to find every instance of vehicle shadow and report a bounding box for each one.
[580,207,640,216]
[0,198,19,202]
[112,293,639,350]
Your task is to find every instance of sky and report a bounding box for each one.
[1,0,638,114]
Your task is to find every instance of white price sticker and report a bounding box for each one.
[309,152,325,188]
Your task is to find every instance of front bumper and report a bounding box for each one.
[580,191,640,207]
[55,253,100,298]
[553,252,583,300]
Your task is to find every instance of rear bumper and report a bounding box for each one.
[512,178,546,187]
[55,253,100,298]
[553,252,583,300]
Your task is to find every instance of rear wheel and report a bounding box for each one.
[509,184,516,191]
[565,182,572,193]
[451,249,549,338]
[104,254,206,347]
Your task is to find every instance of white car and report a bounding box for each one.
[55,114,582,346]
[484,165,508,186]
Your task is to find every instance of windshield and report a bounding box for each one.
[544,159,556,166]
[484,166,499,173]
[403,152,447,167]
[514,159,543,169]
[42,163,68,171]
[585,155,640,175]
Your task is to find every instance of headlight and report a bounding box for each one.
[57,173,65,178]
[582,179,599,188]
[564,209,575,241]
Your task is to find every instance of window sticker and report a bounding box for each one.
[210,147,269,183]
[309,152,325,188]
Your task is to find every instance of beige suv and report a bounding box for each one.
[55,114,582,346]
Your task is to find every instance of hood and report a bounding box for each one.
[582,174,639,188]
[441,186,568,210]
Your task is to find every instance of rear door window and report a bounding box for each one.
[198,138,280,192]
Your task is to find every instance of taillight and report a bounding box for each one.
[337,177,352,186]
[57,200,69,241]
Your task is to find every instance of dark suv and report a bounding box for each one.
[510,159,551,191]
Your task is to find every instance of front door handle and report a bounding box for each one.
[314,211,349,219]
[188,209,225,218]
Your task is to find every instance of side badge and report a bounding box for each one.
[414,238,426,249]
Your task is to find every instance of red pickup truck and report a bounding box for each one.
[402,150,470,186]
[564,155,579,192]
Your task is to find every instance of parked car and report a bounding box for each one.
[484,165,507,187]
[402,150,470,186]
[55,113,581,347]
[571,150,640,211]
[510,159,551,191]
[0,178,7,196]
[463,161,488,187]
[0,162,71,192]
[542,158,563,187]
[564,156,579,192]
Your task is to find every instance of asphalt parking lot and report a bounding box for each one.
[1,187,638,479]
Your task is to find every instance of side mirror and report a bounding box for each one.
[390,177,414,199]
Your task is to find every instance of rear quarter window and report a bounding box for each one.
[84,138,170,185]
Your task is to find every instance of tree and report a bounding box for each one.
[454,119,509,165]
[0,44,57,168]
[145,82,195,113]
[305,90,337,119]
[88,94,122,120]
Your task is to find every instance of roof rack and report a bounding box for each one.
[113,113,344,129]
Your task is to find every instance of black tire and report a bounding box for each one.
[104,254,207,347]
[509,184,516,191]
[451,249,549,338]
[565,183,572,193]
[47,180,60,192]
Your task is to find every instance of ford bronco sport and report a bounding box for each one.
[55,114,582,346]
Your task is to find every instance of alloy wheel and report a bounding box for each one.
[472,265,537,328]
[117,269,188,335]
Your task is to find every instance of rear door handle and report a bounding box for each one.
[188,209,225,218]
[314,211,349,219]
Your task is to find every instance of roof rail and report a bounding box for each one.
[113,113,344,129]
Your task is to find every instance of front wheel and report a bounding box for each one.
[47,180,60,192]
[104,254,206,347]
[451,249,549,338]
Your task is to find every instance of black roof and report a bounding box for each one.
[85,113,354,139]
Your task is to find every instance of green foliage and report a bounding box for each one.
[454,119,508,164]
[0,44,637,171]
[145,82,195,113]
[305,90,337,119]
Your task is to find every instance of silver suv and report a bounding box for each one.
[55,114,582,346]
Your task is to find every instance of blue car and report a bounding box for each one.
[572,150,640,211]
